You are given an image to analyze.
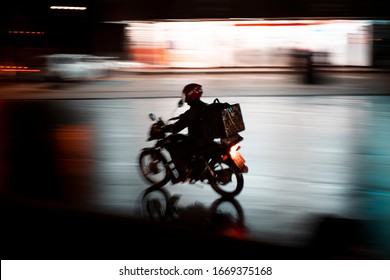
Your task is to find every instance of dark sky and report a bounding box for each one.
[2,0,389,25]
[89,0,390,20]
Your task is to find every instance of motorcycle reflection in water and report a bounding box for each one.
[136,186,248,239]
[139,99,248,198]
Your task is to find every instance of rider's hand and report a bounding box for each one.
[157,119,165,127]
[162,124,173,133]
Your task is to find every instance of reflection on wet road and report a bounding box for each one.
[1,94,389,259]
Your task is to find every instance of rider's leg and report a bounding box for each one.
[169,143,191,182]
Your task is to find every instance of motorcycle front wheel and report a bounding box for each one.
[208,158,244,198]
[139,149,170,188]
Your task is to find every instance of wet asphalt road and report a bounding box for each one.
[1,71,389,259]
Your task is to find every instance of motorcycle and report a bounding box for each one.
[139,100,248,198]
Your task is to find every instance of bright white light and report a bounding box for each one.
[126,19,372,67]
[50,6,87,10]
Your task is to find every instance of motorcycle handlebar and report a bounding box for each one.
[168,116,180,121]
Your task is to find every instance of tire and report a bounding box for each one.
[210,197,245,226]
[140,187,180,220]
[208,158,244,198]
[140,187,170,220]
[139,149,170,188]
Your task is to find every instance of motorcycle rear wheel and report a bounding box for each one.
[139,149,170,188]
[208,159,244,198]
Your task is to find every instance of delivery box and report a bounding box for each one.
[202,98,245,140]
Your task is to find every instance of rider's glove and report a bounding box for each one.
[157,119,164,126]
[163,124,173,133]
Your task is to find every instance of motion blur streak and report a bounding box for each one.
[53,125,95,202]
[50,6,87,10]
[356,97,390,259]
[126,19,372,68]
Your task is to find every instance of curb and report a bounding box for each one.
[115,67,390,75]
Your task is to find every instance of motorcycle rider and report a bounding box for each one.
[163,83,211,183]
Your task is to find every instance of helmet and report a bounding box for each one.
[182,83,203,103]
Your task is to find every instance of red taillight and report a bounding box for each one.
[230,143,241,152]
[229,143,240,158]
[228,143,247,173]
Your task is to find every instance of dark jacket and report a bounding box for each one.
[166,100,209,149]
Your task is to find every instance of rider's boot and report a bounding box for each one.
[172,167,190,183]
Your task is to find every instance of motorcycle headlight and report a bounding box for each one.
[149,123,165,140]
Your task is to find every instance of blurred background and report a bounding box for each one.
[1,0,390,260]
[1,0,390,74]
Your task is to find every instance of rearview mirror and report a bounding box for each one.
[149,113,156,121]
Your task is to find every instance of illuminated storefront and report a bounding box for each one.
[124,19,372,68]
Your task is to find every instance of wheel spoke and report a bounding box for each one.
[139,150,168,186]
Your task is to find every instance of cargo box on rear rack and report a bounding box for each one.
[202,98,245,140]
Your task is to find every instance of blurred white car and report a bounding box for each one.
[42,54,114,81]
